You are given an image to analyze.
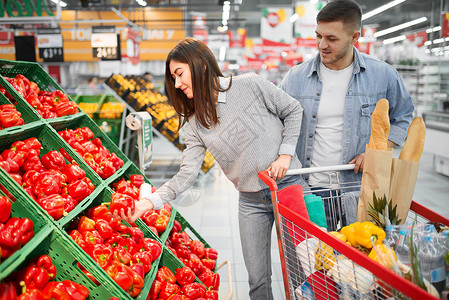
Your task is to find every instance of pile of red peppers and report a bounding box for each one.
[0,74,78,119]
[0,254,89,299]
[0,104,24,130]
[58,127,125,179]
[0,195,34,260]
[0,137,95,220]
[148,265,218,300]
[68,202,162,297]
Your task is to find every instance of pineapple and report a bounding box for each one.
[366,192,402,228]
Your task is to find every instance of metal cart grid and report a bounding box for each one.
[259,165,449,300]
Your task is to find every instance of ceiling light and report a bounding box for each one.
[426,26,441,33]
[383,35,406,44]
[362,0,406,21]
[424,41,432,46]
[50,0,67,7]
[374,17,427,37]
[290,13,299,23]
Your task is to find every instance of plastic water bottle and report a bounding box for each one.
[396,226,411,266]
[418,234,446,295]
[385,225,401,250]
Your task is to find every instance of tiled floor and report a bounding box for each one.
[149,138,449,299]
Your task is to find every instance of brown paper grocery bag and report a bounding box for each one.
[357,146,393,222]
[389,158,419,224]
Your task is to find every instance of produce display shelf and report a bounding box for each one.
[0,122,104,228]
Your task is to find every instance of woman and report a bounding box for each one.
[118,37,306,299]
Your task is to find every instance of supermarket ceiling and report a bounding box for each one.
[58,0,446,41]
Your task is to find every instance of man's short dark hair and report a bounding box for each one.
[317,0,362,32]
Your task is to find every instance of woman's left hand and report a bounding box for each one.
[267,154,292,180]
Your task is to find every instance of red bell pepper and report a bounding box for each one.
[17,288,45,300]
[54,100,78,117]
[190,240,205,259]
[33,173,63,199]
[122,226,144,244]
[41,150,66,171]
[0,282,17,300]
[18,266,50,291]
[105,261,144,297]
[25,93,42,109]
[22,138,41,152]
[0,223,22,258]
[139,238,162,261]
[205,288,219,300]
[130,262,145,279]
[184,254,204,276]
[63,163,86,183]
[77,216,95,232]
[59,148,73,163]
[50,90,69,106]
[117,238,138,255]
[63,177,94,203]
[82,230,103,255]
[198,268,220,291]
[129,174,145,188]
[148,280,162,300]
[203,248,218,260]
[99,160,116,179]
[36,195,65,220]
[69,230,88,251]
[62,194,77,213]
[175,267,196,286]
[201,258,217,271]
[154,215,169,234]
[158,281,181,299]
[22,170,40,187]
[132,251,152,273]
[104,232,123,248]
[87,204,108,220]
[9,173,23,186]
[59,280,89,300]
[6,217,34,245]
[171,232,191,248]
[94,219,113,240]
[141,211,159,228]
[41,281,71,300]
[36,254,57,280]
[181,282,206,299]
[92,244,113,269]
[109,192,135,215]
[22,150,43,172]
[113,179,139,199]
[156,266,176,284]
[0,195,11,223]
[112,245,132,265]
[0,106,24,128]
[175,244,191,260]
[107,153,124,169]
[76,127,95,141]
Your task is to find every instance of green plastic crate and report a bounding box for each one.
[0,180,53,280]
[1,224,130,299]
[0,123,103,228]
[0,59,80,122]
[94,118,122,145]
[62,186,163,300]
[48,113,131,185]
[0,90,42,135]
[174,211,213,249]
[94,95,125,120]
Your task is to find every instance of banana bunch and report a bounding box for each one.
[314,231,349,270]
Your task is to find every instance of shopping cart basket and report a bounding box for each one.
[259,165,449,300]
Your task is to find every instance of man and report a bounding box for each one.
[143,72,153,82]
[280,0,414,230]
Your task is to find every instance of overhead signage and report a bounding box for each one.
[37,28,63,62]
[127,27,141,65]
[0,0,53,17]
[91,26,120,60]
[261,7,293,43]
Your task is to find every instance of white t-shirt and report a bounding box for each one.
[309,62,354,187]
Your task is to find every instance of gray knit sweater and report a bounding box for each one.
[153,72,303,206]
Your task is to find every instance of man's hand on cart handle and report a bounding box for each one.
[267,154,291,180]
[348,153,365,173]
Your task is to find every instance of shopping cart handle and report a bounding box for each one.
[285,164,355,176]
[258,170,278,191]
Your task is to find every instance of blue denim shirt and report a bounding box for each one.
[279,47,414,184]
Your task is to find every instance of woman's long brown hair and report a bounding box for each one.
[165,37,231,130]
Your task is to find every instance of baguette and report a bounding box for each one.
[368,99,390,150]
[399,117,426,162]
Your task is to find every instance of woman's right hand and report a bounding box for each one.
[113,198,154,224]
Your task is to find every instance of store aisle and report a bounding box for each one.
[167,149,449,300]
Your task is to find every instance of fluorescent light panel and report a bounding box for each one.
[374,17,427,37]
[383,35,406,44]
[50,0,67,7]
[362,0,406,21]
[426,26,441,33]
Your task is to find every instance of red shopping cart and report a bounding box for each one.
[259,165,449,300]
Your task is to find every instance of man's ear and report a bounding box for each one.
[352,31,361,44]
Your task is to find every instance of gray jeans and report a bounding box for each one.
[238,175,308,300]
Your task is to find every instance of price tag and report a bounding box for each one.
[91,26,121,61]
[37,29,64,62]
[93,46,118,60]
